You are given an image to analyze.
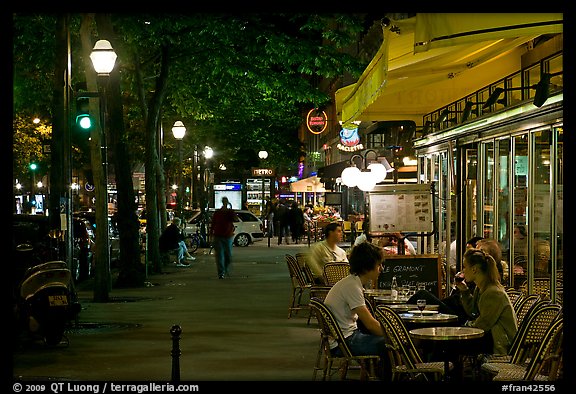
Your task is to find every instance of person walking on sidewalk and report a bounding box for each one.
[159,217,195,267]
[210,196,236,279]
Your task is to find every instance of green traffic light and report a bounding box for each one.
[29,163,38,171]
[77,114,92,130]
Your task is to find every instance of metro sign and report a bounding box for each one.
[252,168,275,177]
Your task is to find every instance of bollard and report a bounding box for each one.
[170,325,182,382]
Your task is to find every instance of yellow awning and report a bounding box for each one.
[289,176,326,193]
[413,13,563,53]
[336,13,563,126]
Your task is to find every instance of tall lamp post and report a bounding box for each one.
[340,150,393,239]
[258,150,268,219]
[200,146,214,241]
[172,121,186,218]
[89,39,117,290]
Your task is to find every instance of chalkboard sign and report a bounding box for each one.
[377,254,443,298]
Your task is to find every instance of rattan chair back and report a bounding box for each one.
[323,262,350,286]
[492,316,563,381]
[375,305,445,381]
[509,302,562,365]
[285,254,311,318]
[295,252,314,285]
[309,297,379,380]
[514,293,541,326]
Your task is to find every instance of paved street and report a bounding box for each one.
[12,241,322,382]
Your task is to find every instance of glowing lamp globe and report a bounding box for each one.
[341,166,361,187]
[367,162,386,183]
[357,169,377,191]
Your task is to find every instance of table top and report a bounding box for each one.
[400,313,459,324]
[364,289,391,296]
[373,295,410,304]
[409,326,484,341]
[386,303,439,312]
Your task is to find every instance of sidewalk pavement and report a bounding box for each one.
[12,242,321,382]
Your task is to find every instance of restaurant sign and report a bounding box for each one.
[306,108,328,135]
[251,168,275,177]
[337,126,363,152]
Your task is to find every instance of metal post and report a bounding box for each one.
[178,139,183,217]
[98,76,111,287]
[170,325,182,382]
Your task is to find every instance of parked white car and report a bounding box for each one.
[183,209,264,247]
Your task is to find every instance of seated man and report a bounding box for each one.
[306,222,348,284]
[159,217,195,267]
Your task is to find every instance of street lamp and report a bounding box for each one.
[172,121,186,217]
[89,39,117,286]
[258,150,268,219]
[340,150,393,192]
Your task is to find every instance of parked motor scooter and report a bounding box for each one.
[14,257,81,346]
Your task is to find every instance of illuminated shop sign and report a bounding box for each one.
[214,183,242,191]
[337,126,364,152]
[306,108,328,134]
[251,168,275,177]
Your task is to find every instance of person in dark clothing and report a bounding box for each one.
[210,197,236,279]
[159,217,195,266]
[289,201,305,244]
[275,200,291,245]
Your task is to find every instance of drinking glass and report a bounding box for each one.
[408,285,416,297]
[401,286,410,300]
[416,299,426,317]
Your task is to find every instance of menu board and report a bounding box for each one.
[377,254,443,298]
[368,183,433,234]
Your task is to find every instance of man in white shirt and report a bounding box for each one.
[307,222,348,284]
[324,241,391,380]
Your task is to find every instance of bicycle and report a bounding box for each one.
[184,227,213,254]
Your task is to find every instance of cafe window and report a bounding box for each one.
[480,141,495,239]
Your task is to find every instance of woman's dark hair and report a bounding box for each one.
[323,222,341,238]
[349,242,384,276]
[466,236,484,248]
[463,248,502,287]
[515,225,527,237]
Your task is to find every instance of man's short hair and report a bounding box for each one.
[323,222,341,238]
[349,242,383,275]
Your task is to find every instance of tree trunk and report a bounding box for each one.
[80,14,110,302]
[95,14,144,288]
[144,45,171,273]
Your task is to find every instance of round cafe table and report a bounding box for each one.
[373,295,410,304]
[409,326,484,381]
[399,312,458,325]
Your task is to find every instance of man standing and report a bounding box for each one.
[210,197,236,279]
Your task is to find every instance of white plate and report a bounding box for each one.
[407,310,438,315]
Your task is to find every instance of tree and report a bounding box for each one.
[13,12,370,284]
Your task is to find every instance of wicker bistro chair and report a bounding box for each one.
[514,294,542,327]
[480,303,562,377]
[285,254,312,318]
[505,288,525,308]
[489,316,563,381]
[309,298,382,381]
[307,285,332,325]
[295,252,315,285]
[323,262,351,286]
[374,305,448,381]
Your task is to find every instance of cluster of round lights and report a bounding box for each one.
[341,161,388,191]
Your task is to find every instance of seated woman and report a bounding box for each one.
[456,248,518,355]
[324,242,391,380]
